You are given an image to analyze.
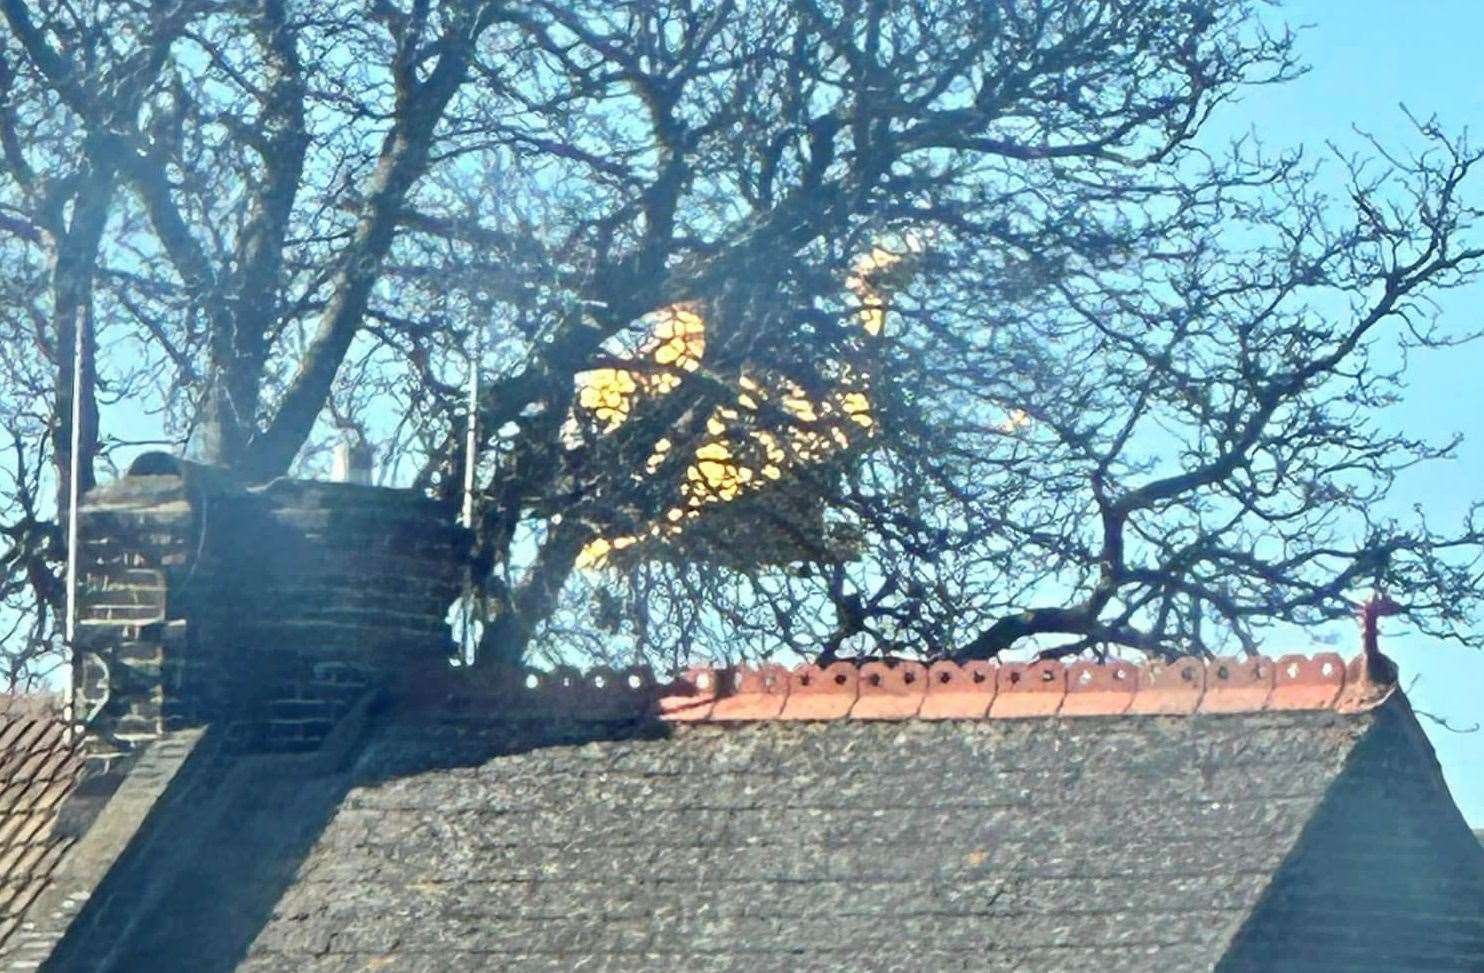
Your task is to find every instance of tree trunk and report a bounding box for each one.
[48,168,112,515]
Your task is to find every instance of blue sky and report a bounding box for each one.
[1221,2,1484,823]
[55,2,1484,824]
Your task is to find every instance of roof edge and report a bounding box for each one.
[1,727,208,967]
[408,652,1394,724]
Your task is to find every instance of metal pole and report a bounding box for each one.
[462,330,480,530]
[64,303,87,667]
[460,327,481,663]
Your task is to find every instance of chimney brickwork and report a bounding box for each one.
[75,455,467,760]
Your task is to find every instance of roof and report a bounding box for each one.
[0,697,84,950]
[239,707,1389,971]
[26,655,1481,972]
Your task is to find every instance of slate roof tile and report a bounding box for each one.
[0,696,85,953]
[209,705,1362,970]
[10,657,1482,971]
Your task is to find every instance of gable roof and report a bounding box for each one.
[236,706,1399,972]
[25,655,1481,972]
[1220,699,1484,971]
[0,697,84,950]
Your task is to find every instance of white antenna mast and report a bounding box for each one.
[462,329,480,531]
[459,326,482,663]
[64,304,87,695]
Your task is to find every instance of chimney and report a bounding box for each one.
[73,453,467,761]
[331,436,374,485]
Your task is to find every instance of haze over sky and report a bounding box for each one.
[1225,2,1483,823]
[47,2,1484,825]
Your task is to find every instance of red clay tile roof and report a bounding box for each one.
[0,697,84,950]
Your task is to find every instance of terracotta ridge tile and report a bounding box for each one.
[467,652,1397,723]
[990,660,1067,718]
[918,660,996,719]
[1061,659,1138,716]
[852,661,928,720]
[1198,656,1275,714]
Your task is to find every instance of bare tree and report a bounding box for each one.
[2,0,1481,683]
[0,5,190,682]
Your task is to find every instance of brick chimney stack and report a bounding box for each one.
[73,453,467,761]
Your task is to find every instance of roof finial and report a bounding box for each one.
[1356,590,1402,688]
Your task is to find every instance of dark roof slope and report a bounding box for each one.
[97,698,1430,972]
[0,698,84,949]
[1220,700,1484,971]
[21,656,1484,972]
